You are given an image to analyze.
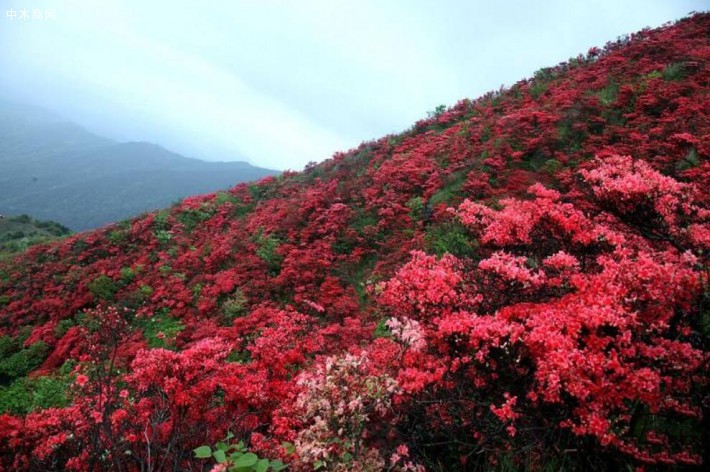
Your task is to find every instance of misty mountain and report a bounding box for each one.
[0,101,279,230]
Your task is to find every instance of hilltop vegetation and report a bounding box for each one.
[0,214,72,256]
[0,14,708,471]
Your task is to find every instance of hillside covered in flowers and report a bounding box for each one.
[0,13,708,471]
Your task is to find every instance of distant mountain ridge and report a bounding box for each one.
[0,102,278,230]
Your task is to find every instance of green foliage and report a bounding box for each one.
[406,196,425,221]
[489,450,577,472]
[662,62,686,81]
[8,214,30,224]
[0,372,71,415]
[248,183,271,202]
[226,348,252,364]
[428,170,467,207]
[676,147,700,171]
[215,191,240,206]
[152,211,174,243]
[597,82,619,106]
[194,434,287,471]
[533,66,558,83]
[542,158,563,175]
[519,149,552,172]
[221,290,248,323]
[643,70,663,81]
[137,310,185,349]
[154,229,173,244]
[54,319,75,338]
[119,266,136,284]
[529,81,549,99]
[0,332,26,358]
[373,318,391,339]
[637,70,662,94]
[529,67,558,99]
[351,210,379,235]
[153,210,170,230]
[0,295,9,307]
[332,236,356,255]
[557,119,587,153]
[177,207,214,232]
[0,339,49,384]
[0,214,72,255]
[425,220,478,259]
[88,274,119,301]
[254,230,283,275]
[140,285,154,297]
[106,222,131,246]
[426,104,447,120]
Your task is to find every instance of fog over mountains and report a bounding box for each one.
[0,101,278,230]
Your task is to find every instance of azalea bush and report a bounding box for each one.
[0,13,708,471]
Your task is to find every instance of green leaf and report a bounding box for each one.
[194,446,212,458]
[233,452,258,467]
[270,460,287,471]
[213,449,227,463]
[225,431,235,441]
[314,460,325,469]
[281,441,295,454]
[215,441,228,451]
[255,458,269,472]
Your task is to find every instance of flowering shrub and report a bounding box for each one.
[0,13,708,471]
[193,436,286,471]
[287,349,423,471]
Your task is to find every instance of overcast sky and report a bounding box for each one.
[0,1,705,170]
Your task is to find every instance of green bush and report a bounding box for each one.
[137,310,185,349]
[54,319,75,338]
[676,148,700,171]
[194,434,287,471]
[0,334,23,359]
[373,318,391,339]
[662,62,686,81]
[425,220,478,259]
[177,208,214,232]
[0,340,49,384]
[221,290,248,323]
[597,82,618,106]
[529,81,548,99]
[153,210,170,230]
[88,274,119,301]
[428,170,467,207]
[154,229,173,244]
[215,191,240,206]
[255,230,283,275]
[406,196,425,221]
[107,228,128,245]
[120,266,136,284]
[0,374,71,415]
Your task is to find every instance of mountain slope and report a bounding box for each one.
[0,214,71,256]
[0,14,708,471]
[0,103,278,230]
